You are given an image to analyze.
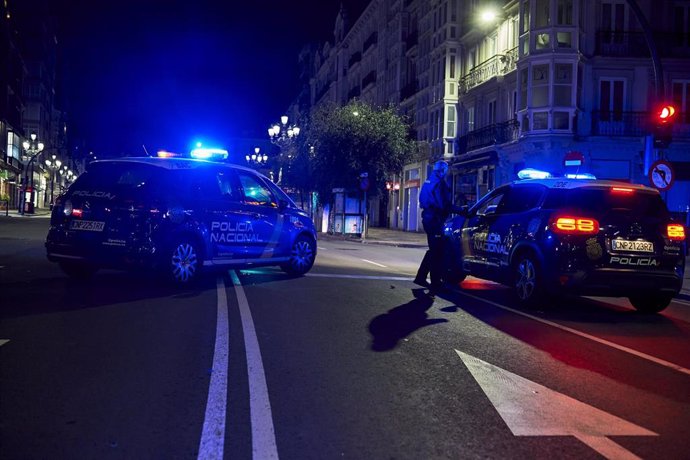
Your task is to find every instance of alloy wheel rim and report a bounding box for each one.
[171,243,197,282]
[516,259,536,300]
[291,240,314,271]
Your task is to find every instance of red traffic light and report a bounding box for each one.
[657,104,677,124]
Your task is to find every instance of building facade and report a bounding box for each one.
[307,0,690,232]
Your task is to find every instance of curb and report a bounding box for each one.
[317,233,427,249]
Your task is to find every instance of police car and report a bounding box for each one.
[45,153,317,284]
[442,169,686,313]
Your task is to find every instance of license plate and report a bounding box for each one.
[70,220,105,232]
[612,239,653,252]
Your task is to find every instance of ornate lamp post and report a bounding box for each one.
[44,155,62,208]
[245,147,269,166]
[267,115,300,185]
[20,133,45,214]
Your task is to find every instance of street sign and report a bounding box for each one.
[648,159,675,191]
[359,172,370,191]
[563,151,584,167]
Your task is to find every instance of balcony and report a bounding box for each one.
[456,120,519,153]
[400,81,418,100]
[591,111,648,137]
[348,52,362,68]
[460,47,518,94]
[363,32,378,53]
[362,70,377,89]
[595,31,690,58]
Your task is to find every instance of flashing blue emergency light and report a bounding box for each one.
[517,168,552,180]
[565,173,597,180]
[190,148,229,160]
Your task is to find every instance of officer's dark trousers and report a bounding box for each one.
[422,220,444,289]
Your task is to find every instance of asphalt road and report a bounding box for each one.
[1,217,690,459]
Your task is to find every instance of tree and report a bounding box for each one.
[303,100,416,204]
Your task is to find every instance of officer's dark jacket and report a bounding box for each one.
[419,173,453,227]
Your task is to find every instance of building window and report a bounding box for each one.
[533,111,549,130]
[487,100,497,125]
[449,55,455,79]
[553,111,569,129]
[446,105,456,137]
[519,68,528,110]
[531,63,550,107]
[554,63,573,106]
[467,105,476,132]
[521,0,531,33]
[601,1,626,44]
[673,5,690,47]
[600,78,625,121]
[556,0,573,25]
[535,0,550,27]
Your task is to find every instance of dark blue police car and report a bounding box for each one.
[443,170,686,313]
[45,156,317,283]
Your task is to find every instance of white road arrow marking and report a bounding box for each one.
[0,340,9,347]
[455,350,656,460]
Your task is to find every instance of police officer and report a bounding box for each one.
[415,160,458,294]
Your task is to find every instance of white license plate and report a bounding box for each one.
[70,220,105,232]
[612,239,654,252]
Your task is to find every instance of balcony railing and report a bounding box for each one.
[456,119,519,153]
[460,47,518,94]
[595,31,690,58]
[591,111,648,137]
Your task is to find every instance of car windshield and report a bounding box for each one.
[543,187,669,218]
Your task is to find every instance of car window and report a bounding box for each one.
[238,172,276,207]
[473,189,507,216]
[498,184,545,214]
[542,187,669,218]
[77,162,158,189]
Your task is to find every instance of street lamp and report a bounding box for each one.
[267,115,300,144]
[20,133,45,214]
[44,155,62,207]
[245,147,269,165]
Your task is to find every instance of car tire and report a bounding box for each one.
[628,293,673,313]
[513,252,545,308]
[59,261,98,280]
[167,239,202,284]
[281,235,316,276]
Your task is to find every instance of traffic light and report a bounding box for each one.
[653,103,677,149]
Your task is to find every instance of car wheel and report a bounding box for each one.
[513,253,544,308]
[628,293,673,313]
[168,239,202,284]
[59,261,98,280]
[281,235,316,276]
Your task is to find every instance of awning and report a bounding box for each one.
[451,151,498,170]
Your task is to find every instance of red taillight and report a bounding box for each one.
[72,208,83,218]
[667,224,686,241]
[611,187,634,194]
[552,216,599,234]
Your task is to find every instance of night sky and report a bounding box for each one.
[55,0,370,156]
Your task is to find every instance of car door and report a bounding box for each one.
[235,170,285,260]
[191,167,248,262]
[461,187,510,277]
[484,184,546,280]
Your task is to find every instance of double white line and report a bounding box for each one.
[197,271,279,460]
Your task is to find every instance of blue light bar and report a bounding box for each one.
[190,148,229,160]
[565,173,597,180]
[517,168,552,180]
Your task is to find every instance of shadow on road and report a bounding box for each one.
[368,289,446,352]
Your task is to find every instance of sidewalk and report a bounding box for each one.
[318,227,690,299]
[0,207,51,218]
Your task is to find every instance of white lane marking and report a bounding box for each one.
[456,289,690,376]
[230,270,279,460]
[361,259,387,268]
[317,246,327,250]
[198,277,230,460]
[456,350,655,460]
[0,340,9,347]
[308,273,412,281]
[673,298,690,306]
